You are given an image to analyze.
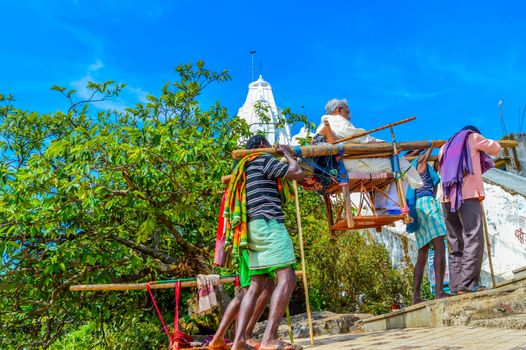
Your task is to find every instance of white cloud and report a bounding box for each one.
[70,60,151,112]
[88,59,104,72]
[126,86,149,104]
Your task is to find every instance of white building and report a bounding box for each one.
[237,75,292,145]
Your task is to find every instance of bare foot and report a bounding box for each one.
[231,340,256,350]
[207,337,229,349]
[435,291,452,299]
[246,338,261,349]
[259,340,303,350]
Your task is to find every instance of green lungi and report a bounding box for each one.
[247,219,296,271]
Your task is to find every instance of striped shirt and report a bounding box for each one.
[245,154,289,223]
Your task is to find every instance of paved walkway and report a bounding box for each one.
[295,327,526,350]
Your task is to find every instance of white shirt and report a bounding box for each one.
[316,114,382,143]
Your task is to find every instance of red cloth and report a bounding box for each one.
[214,191,228,266]
[172,331,194,349]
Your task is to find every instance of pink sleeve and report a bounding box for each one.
[471,133,501,156]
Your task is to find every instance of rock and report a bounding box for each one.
[251,311,372,339]
[442,287,526,329]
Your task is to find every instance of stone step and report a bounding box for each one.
[471,313,526,330]
[358,277,526,332]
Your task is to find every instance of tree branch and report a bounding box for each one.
[110,235,179,266]
[158,213,203,255]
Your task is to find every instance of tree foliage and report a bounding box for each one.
[0,62,252,348]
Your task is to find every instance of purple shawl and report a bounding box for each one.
[440,130,495,212]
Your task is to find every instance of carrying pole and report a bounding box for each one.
[332,116,416,144]
[231,140,517,160]
[480,202,497,288]
[70,272,304,292]
[292,180,315,346]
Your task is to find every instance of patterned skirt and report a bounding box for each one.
[415,196,447,249]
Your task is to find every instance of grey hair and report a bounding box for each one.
[324,98,349,115]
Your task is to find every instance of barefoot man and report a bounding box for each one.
[230,135,304,350]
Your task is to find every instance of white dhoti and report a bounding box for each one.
[315,113,423,212]
[344,157,423,213]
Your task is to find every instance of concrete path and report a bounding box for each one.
[295,327,526,350]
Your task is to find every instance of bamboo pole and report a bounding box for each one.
[342,184,354,228]
[323,195,336,237]
[285,305,294,344]
[231,140,517,160]
[332,116,416,144]
[389,127,411,224]
[70,271,304,292]
[292,180,315,346]
[220,155,439,185]
[480,202,497,288]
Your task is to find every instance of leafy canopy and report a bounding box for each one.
[0,61,258,348]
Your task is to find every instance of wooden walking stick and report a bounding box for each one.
[332,116,416,144]
[285,305,294,344]
[480,202,497,288]
[292,180,315,346]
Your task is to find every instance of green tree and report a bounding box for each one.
[0,62,255,348]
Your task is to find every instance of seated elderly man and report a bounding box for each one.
[316,98,423,212]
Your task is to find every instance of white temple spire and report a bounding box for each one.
[237,75,292,145]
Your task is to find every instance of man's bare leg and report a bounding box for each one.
[412,245,429,305]
[245,279,275,348]
[231,275,267,350]
[432,237,449,298]
[259,266,297,349]
[208,288,247,348]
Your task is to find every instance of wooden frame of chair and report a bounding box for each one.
[317,121,412,231]
[325,172,408,231]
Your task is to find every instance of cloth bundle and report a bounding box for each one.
[196,274,220,314]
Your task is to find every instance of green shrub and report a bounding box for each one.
[307,229,413,315]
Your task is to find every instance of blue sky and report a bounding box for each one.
[1,0,525,142]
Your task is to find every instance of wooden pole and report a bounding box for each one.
[389,127,410,223]
[332,116,416,144]
[70,271,304,292]
[480,202,497,288]
[342,184,354,228]
[285,305,294,344]
[292,180,315,346]
[221,155,439,185]
[231,140,517,160]
[323,195,336,237]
